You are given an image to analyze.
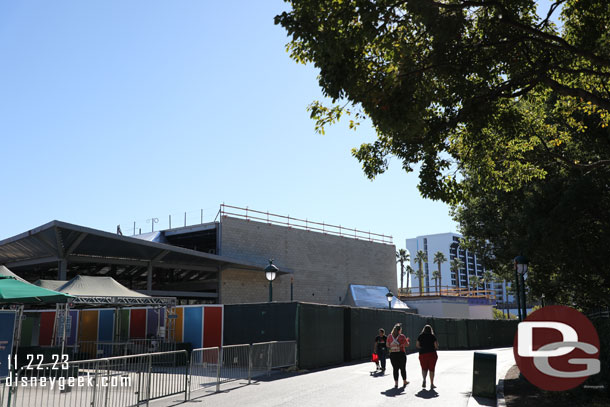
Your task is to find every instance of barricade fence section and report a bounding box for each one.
[187,341,298,399]
[6,350,188,407]
[71,340,176,360]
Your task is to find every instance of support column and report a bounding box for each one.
[147,263,153,292]
[58,259,67,280]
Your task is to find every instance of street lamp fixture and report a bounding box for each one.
[514,255,529,321]
[265,260,278,302]
[386,291,394,310]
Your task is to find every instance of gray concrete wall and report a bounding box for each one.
[219,216,396,305]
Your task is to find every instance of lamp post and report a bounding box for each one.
[514,256,528,321]
[386,291,394,310]
[265,260,278,302]
[541,293,545,308]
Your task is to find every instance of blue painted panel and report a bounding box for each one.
[0,311,17,378]
[183,306,203,348]
[98,309,114,342]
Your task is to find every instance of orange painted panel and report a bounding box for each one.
[79,310,98,341]
[78,310,98,358]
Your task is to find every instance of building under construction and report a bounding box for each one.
[0,205,397,305]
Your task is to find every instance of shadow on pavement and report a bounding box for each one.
[381,387,407,397]
[370,370,386,378]
[415,389,439,399]
[472,396,496,406]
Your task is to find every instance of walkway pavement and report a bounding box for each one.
[154,347,516,407]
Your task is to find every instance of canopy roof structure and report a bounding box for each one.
[37,275,174,306]
[0,276,73,304]
[0,220,269,301]
[343,284,410,309]
[0,265,27,282]
[35,279,66,291]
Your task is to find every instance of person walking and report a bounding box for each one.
[416,324,439,389]
[373,328,387,372]
[386,323,410,388]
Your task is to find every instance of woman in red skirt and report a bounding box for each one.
[416,324,439,389]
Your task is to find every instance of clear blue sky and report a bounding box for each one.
[0,1,461,265]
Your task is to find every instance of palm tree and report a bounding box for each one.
[405,264,415,293]
[480,271,495,297]
[414,250,427,295]
[432,270,441,294]
[433,251,447,294]
[415,268,425,295]
[468,275,480,296]
[450,258,464,290]
[396,249,410,291]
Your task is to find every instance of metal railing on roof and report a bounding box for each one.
[218,204,393,245]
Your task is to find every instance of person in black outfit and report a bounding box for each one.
[373,328,387,372]
[416,324,439,389]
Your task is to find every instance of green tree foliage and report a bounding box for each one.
[276,0,610,308]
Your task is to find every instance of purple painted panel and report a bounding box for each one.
[146,309,161,337]
[67,310,79,346]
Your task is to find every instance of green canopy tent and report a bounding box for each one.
[0,276,74,359]
[0,276,73,304]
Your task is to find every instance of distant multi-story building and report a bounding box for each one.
[405,233,505,300]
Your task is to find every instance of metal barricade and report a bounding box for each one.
[187,341,297,399]
[250,342,272,380]
[219,344,250,385]
[188,347,220,397]
[72,340,176,361]
[270,341,298,369]
[8,350,188,407]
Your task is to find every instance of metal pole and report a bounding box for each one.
[216,348,222,393]
[104,360,111,407]
[267,343,272,376]
[201,209,203,224]
[146,354,152,406]
[290,277,293,302]
[520,273,527,319]
[269,281,273,302]
[184,352,190,401]
[169,215,171,229]
[514,264,522,322]
[248,344,253,384]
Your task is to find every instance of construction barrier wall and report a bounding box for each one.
[223,302,518,370]
[223,302,298,345]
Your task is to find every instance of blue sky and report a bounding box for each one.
[2,1,461,273]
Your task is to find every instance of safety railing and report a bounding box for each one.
[6,350,188,407]
[219,204,393,245]
[398,286,498,300]
[187,341,297,399]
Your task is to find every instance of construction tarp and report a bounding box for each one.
[0,276,72,304]
[342,284,410,309]
[53,275,149,297]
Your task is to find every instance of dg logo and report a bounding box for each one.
[513,305,600,391]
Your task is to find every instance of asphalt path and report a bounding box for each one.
[155,347,515,407]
